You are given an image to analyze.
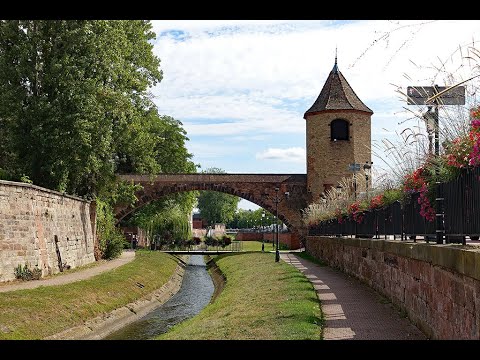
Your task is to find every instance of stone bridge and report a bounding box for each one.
[115,174,310,236]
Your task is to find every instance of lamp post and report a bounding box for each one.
[261,187,289,261]
[272,187,290,262]
[261,211,265,252]
[363,161,372,200]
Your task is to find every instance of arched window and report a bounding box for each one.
[330,119,349,141]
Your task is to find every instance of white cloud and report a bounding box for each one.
[256,147,305,163]
[150,20,480,173]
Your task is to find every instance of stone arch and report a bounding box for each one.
[114,174,310,236]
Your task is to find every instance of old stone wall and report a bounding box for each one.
[306,236,480,339]
[306,110,371,202]
[0,180,96,282]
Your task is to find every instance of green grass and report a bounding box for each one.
[157,252,322,340]
[0,250,178,340]
[240,240,266,251]
[295,252,327,266]
[239,240,288,252]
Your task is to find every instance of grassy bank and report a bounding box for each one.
[0,251,178,340]
[158,252,322,340]
[239,240,287,252]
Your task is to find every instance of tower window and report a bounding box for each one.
[330,119,349,141]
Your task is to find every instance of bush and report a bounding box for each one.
[14,264,42,281]
[95,198,129,260]
[103,230,129,260]
[193,236,201,245]
[204,236,219,247]
[221,235,232,247]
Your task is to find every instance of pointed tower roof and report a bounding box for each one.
[304,57,373,119]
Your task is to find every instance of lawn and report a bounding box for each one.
[157,252,323,340]
[239,240,288,252]
[0,251,178,340]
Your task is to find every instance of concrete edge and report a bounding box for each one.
[44,264,186,340]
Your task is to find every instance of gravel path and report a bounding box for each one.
[0,250,135,293]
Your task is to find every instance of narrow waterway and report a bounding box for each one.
[104,255,214,340]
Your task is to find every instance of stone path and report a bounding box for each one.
[0,250,135,293]
[280,253,427,340]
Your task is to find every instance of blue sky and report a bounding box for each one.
[149,20,480,210]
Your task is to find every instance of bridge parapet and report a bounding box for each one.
[115,173,310,237]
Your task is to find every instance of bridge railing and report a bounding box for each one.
[308,167,480,244]
[149,240,244,252]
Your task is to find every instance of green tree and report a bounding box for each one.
[0,20,199,259]
[0,20,163,196]
[196,168,240,226]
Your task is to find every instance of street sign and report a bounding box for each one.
[407,86,465,105]
[348,163,360,172]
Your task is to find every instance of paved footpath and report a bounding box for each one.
[280,253,427,340]
[0,250,135,293]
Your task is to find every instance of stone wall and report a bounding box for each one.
[305,110,371,202]
[0,180,96,282]
[306,236,480,339]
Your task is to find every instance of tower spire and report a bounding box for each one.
[333,47,338,73]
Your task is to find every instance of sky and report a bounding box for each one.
[149,20,480,210]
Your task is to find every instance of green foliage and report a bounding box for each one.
[382,188,403,206]
[14,264,42,281]
[196,167,241,226]
[142,203,192,248]
[0,20,168,197]
[95,197,128,259]
[227,208,275,229]
[0,168,11,180]
[19,175,33,184]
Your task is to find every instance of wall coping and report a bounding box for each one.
[0,180,90,203]
[308,236,480,281]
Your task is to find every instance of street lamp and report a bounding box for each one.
[363,161,372,200]
[261,211,265,252]
[273,187,289,262]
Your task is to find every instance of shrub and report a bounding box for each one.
[14,264,42,281]
[193,236,201,245]
[103,230,128,260]
[221,235,232,247]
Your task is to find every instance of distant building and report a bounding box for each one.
[192,213,208,229]
[121,226,147,248]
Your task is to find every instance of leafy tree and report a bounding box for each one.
[0,20,199,258]
[196,167,241,226]
[0,20,163,196]
[227,208,275,229]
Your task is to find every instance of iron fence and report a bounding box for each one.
[308,167,480,244]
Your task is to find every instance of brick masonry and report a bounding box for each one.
[306,110,371,203]
[306,236,480,339]
[116,174,310,237]
[0,180,96,282]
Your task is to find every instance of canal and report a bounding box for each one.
[105,254,214,340]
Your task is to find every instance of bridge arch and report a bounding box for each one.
[114,174,310,235]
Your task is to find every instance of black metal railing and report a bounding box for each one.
[308,167,480,243]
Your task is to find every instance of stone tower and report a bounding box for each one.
[304,57,373,203]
